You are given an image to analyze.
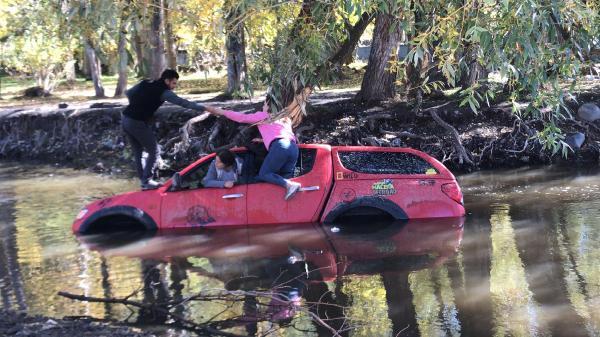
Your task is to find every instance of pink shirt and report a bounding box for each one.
[222,110,296,150]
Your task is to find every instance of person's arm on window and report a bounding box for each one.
[201,162,226,188]
[161,90,206,111]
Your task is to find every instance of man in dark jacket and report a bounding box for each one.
[122,69,206,189]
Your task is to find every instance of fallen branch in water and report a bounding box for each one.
[58,291,248,337]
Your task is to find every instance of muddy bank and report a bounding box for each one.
[0,310,158,337]
[1,87,599,174]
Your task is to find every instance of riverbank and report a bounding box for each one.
[1,80,599,175]
[0,310,158,337]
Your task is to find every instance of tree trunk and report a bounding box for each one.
[459,0,488,88]
[81,51,91,79]
[459,46,488,88]
[65,58,76,84]
[148,0,166,79]
[84,41,105,97]
[355,11,401,103]
[224,5,248,98]
[114,7,130,97]
[329,12,374,68]
[132,19,148,78]
[404,2,425,108]
[163,0,177,69]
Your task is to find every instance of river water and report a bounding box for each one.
[0,162,598,337]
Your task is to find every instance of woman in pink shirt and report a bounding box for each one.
[205,101,302,200]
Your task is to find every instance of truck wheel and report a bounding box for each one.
[323,197,408,224]
[83,215,147,233]
[79,206,158,234]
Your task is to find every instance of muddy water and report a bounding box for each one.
[0,162,598,336]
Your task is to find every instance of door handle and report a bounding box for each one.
[300,186,320,191]
[223,193,244,199]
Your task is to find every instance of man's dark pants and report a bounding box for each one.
[121,115,159,184]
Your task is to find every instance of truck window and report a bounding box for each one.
[294,149,317,177]
[338,151,437,175]
[179,159,212,190]
[178,152,249,190]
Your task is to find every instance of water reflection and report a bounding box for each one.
[76,219,463,335]
[1,163,599,336]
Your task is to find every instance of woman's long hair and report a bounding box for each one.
[265,86,312,128]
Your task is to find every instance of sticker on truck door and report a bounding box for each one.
[372,179,396,196]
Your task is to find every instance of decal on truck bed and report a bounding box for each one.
[372,179,397,196]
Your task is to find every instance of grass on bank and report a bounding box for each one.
[0,64,367,108]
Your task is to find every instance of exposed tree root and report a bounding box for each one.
[423,102,474,166]
[179,112,212,151]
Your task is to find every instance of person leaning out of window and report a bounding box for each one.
[202,149,243,188]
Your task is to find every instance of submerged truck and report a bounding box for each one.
[72,145,465,233]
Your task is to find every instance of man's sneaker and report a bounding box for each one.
[141,179,161,190]
[284,182,301,200]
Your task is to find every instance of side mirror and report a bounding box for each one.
[171,172,182,191]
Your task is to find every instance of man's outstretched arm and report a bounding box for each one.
[161,90,206,111]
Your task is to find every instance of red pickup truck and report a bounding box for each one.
[72,145,465,233]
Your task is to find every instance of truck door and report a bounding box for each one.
[247,145,332,225]
[161,154,247,228]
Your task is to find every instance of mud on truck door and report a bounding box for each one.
[247,145,333,225]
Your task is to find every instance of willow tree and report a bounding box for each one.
[403,0,599,155]
[251,0,374,114]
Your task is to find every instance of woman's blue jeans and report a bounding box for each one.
[257,138,298,188]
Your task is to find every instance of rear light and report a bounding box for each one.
[441,182,463,204]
